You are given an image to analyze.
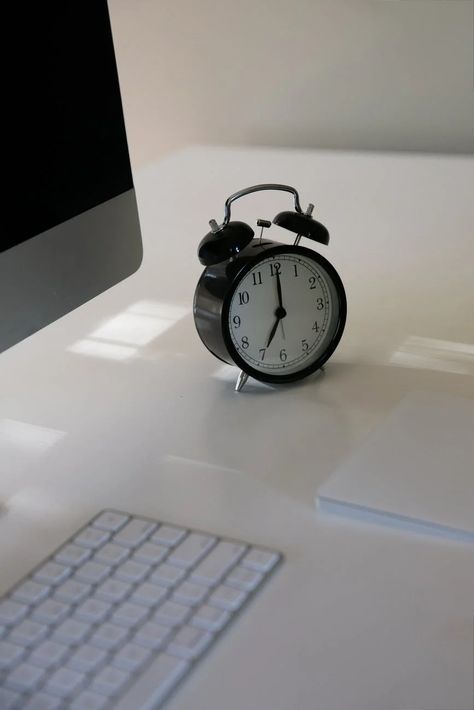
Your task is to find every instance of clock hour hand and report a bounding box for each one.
[266,305,287,348]
[266,316,280,348]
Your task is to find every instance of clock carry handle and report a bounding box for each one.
[221,184,304,227]
[198,183,329,266]
[220,183,329,246]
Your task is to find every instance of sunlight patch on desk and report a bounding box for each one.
[67,300,189,361]
[164,454,242,476]
[213,364,238,381]
[0,419,66,454]
[213,363,272,391]
[5,486,70,522]
[389,335,474,376]
[68,339,137,361]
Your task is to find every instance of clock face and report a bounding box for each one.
[224,246,345,382]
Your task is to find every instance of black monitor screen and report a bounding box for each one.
[6,1,133,252]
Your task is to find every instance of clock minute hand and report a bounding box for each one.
[276,270,284,309]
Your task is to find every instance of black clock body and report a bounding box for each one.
[193,238,347,384]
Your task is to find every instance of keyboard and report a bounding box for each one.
[0,510,282,709]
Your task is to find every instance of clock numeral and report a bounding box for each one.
[238,291,250,305]
[279,348,287,362]
[309,276,316,290]
[312,321,319,332]
[301,339,309,352]
[241,336,250,349]
[270,262,281,277]
[316,297,324,310]
[293,264,298,277]
[259,348,266,361]
[232,315,241,328]
[252,271,263,286]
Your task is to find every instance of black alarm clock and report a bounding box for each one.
[193,184,346,391]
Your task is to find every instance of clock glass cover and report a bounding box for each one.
[225,248,344,380]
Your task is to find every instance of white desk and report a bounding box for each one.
[1,147,473,710]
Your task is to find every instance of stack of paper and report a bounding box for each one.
[316,391,474,542]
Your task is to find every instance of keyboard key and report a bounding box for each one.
[54,580,91,604]
[34,562,70,586]
[112,602,149,628]
[29,640,69,669]
[168,533,216,569]
[89,622,128,650]
[113,519,157,548]
[113,642,151,672]
[154,601,190,627]
[133,541,168,565]
[150,563,185,588]
[70,690,109,709]
[114,560,149,584]
[68,644,108,673]
[133,621,171,650]
[131,581,167,608]
[0,688,22,710]
[91,665,130,696]
[208,584,247,611]
[173,581,208,607]
[24,692,62,709]
[0,510,282,710]
[93,511,130,532]
[74,527,110,550]
[5,661,45,691]
[225,565,263,592]
[95,579,131,604]
[241,547,280,573]
[0,640,25,670]
[55,544,91,567]
[191,541,246,586]
[167,625,212,660]
[53,619,90,645]
[9,619,48,646]
[113,653,189,710]
[75,598,111,624]
[46,667,86,697]
[151,525,186,547]
[0,599,28,625]
[93,543,129,566]
[191,604,231,632]
[12,580,49,605]
[74,561,110,585]
[32,599,69,625]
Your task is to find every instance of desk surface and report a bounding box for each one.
[1,147,473,710]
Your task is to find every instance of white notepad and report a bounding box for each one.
[316,391,474,542]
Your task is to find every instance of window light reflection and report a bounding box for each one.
[68,340,137,361]
[0,419,66,454]
[213,364,238,381]
[68,300,189,362]
[389,336,474,375]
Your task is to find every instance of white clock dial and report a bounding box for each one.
[227,252,341,376]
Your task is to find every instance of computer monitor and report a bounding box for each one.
[1,2,142,353]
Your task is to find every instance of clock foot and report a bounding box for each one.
[235,370,249,392]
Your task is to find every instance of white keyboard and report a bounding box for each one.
[0,510,282,709]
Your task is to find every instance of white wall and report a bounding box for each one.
[109,0,474,169]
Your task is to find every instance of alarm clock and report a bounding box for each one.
[193,184,346,391]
